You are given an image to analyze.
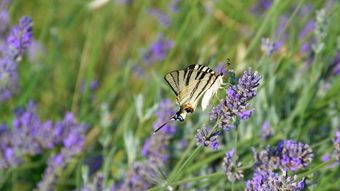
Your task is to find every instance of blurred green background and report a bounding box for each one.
[1,0,340,190]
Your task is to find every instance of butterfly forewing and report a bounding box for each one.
[164,65,222,109]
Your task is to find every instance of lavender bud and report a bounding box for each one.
[195,126,220,150]
[222,148,244,182]
[246,170,305,191]
[210,68,261,130]
[142,34,173,65]
[261,38,276,57]
[260,121,273,141]
[333,131,340,161]
[278,140,313,171]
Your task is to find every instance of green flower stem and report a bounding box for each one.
[275,0,306,42]
[146,172,225,191]
[167,139,196,182]
[166,146,203,184]
[311,137,332,149]
[297,158,336,180]
[167,122,219,184]
[184,136,258,175]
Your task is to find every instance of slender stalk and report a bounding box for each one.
[167,139,196,180]
[167,122,219,184]
[275,0,306,41]
[166,146,203,184]
[146,172,225,191]
[297,159,336,180]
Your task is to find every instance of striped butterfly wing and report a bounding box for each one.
[164,65,222,109]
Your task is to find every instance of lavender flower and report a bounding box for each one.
[0,59,18,101]
[246,170,305,191]
[278,140,313,171]
[80,172,116,191]
[143,99,175,165]
[36,113,87,191]
[0,102,42,168]
[195,126,220,150]
[142,133,170,166]
[321,154,331,162]
[0,102,88,173]
[0,0,9,34]
[253,140,313,171]
[168,0,180,13]
[333,131,340,161]
[148,8,171,27]
[0,15,33,101]
[299,21,315,54]
[5,16,33,60]
[251,0,272,14]
[331,52,340,75]
[261,38,276,57]
[120,162,162,191]
[252,146,280,171]
[260,121,273,140]
[142,34,173,65]
[210,68,261,130]
[274,15,288,50]
[222,148,244,182]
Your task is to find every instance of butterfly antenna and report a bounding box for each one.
[153,117,175,134]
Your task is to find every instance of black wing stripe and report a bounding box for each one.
[194,75,217,102]
[184,69,188,80]
[170,72,179,90]
[164,74,179,96]
[194,70,203,80]
[186,70,193,86]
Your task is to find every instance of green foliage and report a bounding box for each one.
[1,0,340,190]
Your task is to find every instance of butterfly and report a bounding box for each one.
[154,64,224,133]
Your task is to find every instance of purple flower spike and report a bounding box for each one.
[141,134,170,166]
[210,68,261,130]
[223,148,244,182]
[246,170,305,191]
[0,0,9,34]
[278,140,313,171]
[36,113,87,191]
[0,16,33,101]
[6,16,33,60]
[195,126,220,150]
[253,140,313,171]
[331,52,340,75]
[333,131,340,160]
[148,8,171,27]
[81,172,116,191]
[120,162,162,191]
[260,121,273,140]
[261,38,276,57]
[142,34,173,65]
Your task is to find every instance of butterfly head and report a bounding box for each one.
[173,105,195,122]
[173,112,185,121]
